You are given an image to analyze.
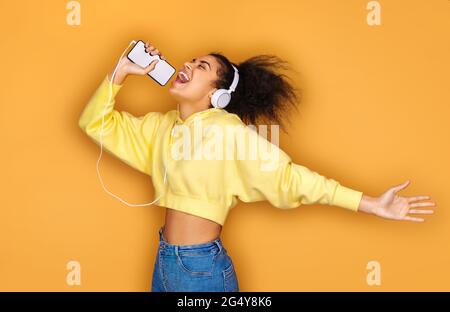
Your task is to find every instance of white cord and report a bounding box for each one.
[96,39,168,207]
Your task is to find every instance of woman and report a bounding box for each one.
[78,41,436,292]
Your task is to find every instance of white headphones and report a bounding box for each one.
[210,64,239,109]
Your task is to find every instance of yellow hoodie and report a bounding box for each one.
[78,74,363,226]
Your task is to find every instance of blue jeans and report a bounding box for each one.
[151,225,239,292]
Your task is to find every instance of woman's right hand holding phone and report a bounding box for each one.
[108,41,166,85]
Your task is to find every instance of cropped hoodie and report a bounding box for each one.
[78,74,364,226]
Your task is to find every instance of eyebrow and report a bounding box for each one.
[192,58,211,70]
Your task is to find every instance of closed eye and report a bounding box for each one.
[192,58,206,70]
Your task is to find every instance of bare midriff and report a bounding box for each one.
[163,208,222,245]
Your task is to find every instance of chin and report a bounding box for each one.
[168,85,179,96]
[168,87,186,102]
[168,81,184,93]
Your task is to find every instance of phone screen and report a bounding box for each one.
[127,40,176,86]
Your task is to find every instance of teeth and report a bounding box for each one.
[179,71,190,82]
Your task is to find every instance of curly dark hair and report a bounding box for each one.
[208,52,302,134]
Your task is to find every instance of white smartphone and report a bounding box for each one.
[127,40,176,86]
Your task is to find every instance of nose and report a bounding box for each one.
[183,61,192,71]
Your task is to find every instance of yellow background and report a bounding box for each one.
[0,0,449,291]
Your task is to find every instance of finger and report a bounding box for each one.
[392,180,410,193]
[161,55,166,60]
[146,47,157,54]
[146,45,155,53]
[406,195,430,203]
[409,202,436,208]
[403,216,425,222]
[150,49,160,56]
[143,59,159,73]
[408,209,434,214]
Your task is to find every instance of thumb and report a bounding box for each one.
[144,59,159,74]
[391,180,410,194]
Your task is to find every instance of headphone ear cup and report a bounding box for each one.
[211,89,231,109]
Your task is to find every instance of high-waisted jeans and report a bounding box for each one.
[151,225,239,292]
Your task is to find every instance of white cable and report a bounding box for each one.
[96,39,169,207]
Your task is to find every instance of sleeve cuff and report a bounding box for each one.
[104,74,123,95]
[332,184,363,212]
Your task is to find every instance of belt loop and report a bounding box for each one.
[215,240,222,254]
[174,245,179,257]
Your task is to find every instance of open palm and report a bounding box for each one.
[373,180,435,222]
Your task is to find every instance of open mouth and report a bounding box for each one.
[175,71,190,84]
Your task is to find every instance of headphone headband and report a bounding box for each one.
[229,64,239,92]
[210,63,239,109]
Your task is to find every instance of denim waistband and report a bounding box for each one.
[158,225,223,253]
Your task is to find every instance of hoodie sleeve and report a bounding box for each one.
[78,74,163,176]
[231,124,363,211]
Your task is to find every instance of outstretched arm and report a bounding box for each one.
[231,123,364,212]
[230,123,436,222]
[357,180,435,222]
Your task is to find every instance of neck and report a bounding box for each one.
[177,102,213,121]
